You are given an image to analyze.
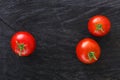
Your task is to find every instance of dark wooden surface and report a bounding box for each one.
[0,0,120,80]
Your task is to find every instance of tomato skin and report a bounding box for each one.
[11,31,36,56]
[88,15,111,37]
[76,38,101,64]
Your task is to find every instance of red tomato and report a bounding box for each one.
[11,31,36,56]
[88,15,111,37]
[76,38,101,64]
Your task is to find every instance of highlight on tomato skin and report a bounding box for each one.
[10,31,36,56]
[88,15,111,37]
[76,38,101,64]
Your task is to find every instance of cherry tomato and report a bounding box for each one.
[88,15,111,37]
[11,31,36,56]
[76,38,101,64]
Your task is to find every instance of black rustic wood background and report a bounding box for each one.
[0,0,120,80]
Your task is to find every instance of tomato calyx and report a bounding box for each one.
[16,41,26,56]
[88,52,97,60]
[96,24,104,32]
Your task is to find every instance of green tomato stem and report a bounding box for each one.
[96,24,104,32]
[16,41,25,56]
[88,52,97,60]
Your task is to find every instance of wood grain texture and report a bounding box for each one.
[0,0,120,80]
